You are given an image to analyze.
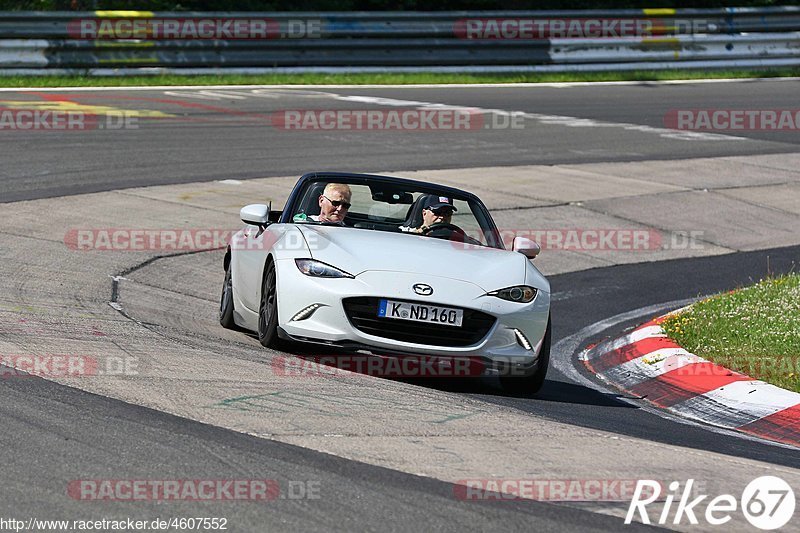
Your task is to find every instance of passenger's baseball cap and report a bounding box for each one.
[420,194,457,212]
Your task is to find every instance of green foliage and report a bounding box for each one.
[0,68,799,86]
[662,274,800,392]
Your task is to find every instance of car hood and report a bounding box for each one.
[297,225,537,292]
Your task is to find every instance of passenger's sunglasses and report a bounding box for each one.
[324,195,352,209]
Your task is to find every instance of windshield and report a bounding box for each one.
[288,179,501,249]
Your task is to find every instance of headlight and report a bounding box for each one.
[295,259,354,279]
[487,286,537,303]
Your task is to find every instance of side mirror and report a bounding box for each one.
[240,204,270,226]
[512,236,540,259]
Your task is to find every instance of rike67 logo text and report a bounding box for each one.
[626,477,795,530]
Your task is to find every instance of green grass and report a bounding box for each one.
[1,68,799,87]
[662,273,800,393]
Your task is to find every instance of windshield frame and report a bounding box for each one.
[281,172,504,250]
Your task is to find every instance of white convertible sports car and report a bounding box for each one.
[220,172,551,394]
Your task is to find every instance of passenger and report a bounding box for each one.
[401,194,457,234]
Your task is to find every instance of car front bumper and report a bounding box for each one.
[276,259,550,369]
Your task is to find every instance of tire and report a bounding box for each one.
[499,316,551,396]
[258,260,280,348]
[219,259,236,329]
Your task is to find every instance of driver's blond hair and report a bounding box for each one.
[323,183,351,200]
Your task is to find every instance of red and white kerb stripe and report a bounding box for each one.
[582,312,800,447]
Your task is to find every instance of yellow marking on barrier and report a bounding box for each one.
[641,37,681,46]
[97,57,161,64]
[95,11,154,18]
[643,8,676,16]
[94,41,156,48]
[0,100,174,118]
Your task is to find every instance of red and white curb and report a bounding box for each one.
[581,309,800,448]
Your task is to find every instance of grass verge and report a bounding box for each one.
[662,273,800,393]
[0,68,799,87]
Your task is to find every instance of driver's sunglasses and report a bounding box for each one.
[429,206,454,215]
[324,195,352,209]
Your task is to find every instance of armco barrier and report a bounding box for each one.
[0,7,799,73]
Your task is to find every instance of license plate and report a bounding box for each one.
[377,299,463,327]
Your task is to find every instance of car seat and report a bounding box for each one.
[402,194,428,229]
[299,182,325,217]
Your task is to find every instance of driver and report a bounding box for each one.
[310,183,352,224]
[401,194,457,234]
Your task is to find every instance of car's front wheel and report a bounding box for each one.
[258,260,280,347]
[219,259,236,329]
[499,316,551,396]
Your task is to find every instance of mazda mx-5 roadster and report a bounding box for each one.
[220,172,551,394]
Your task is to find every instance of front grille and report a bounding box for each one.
[342,297,495,347]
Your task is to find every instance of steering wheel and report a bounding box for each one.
[422,222,484,246]
[422,222,464,238]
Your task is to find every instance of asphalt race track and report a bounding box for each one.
[1,79,799,532]
[0,371,647,531]
[2,79,800,202]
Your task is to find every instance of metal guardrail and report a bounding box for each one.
[0,7,799,73]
